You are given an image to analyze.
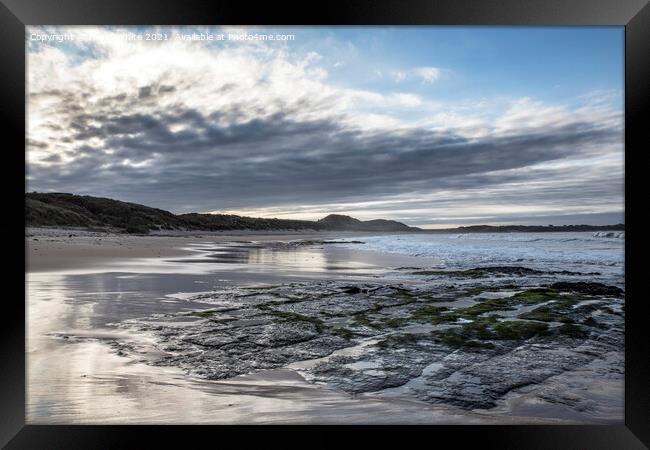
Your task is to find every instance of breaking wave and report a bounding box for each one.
[593,231,625,239]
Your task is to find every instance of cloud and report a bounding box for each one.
[390,67,442,84]
[413,67,441,83]
[26,26,623,225]
[391,70,408,82]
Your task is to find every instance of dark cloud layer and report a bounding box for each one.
[27,96,622,218]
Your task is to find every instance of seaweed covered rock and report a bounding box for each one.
[549,282,623,296]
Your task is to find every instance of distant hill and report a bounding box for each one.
[26,193,182,233]
[318,214,414,231]
[25,193,419,233]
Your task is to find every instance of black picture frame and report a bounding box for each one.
[2,0,648,447]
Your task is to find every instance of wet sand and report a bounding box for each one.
[26,227,391,273]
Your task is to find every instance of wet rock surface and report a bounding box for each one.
[548,281,624,296]
[115,265,624,413]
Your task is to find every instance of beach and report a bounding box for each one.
[26,227,625,424]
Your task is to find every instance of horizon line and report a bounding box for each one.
[26,191,625,230]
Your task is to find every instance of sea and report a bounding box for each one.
[336,231,625,285]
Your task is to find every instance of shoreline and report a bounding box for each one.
[26,227,388,273]
[26,226,624,274]
[25,227,624,424]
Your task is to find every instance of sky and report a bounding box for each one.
[26,26,624,228]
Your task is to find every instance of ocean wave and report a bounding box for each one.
[593,231,625,239]
[441,233,608,243]
[334,232,624,279]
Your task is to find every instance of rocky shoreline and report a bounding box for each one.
[112,262,624,416]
